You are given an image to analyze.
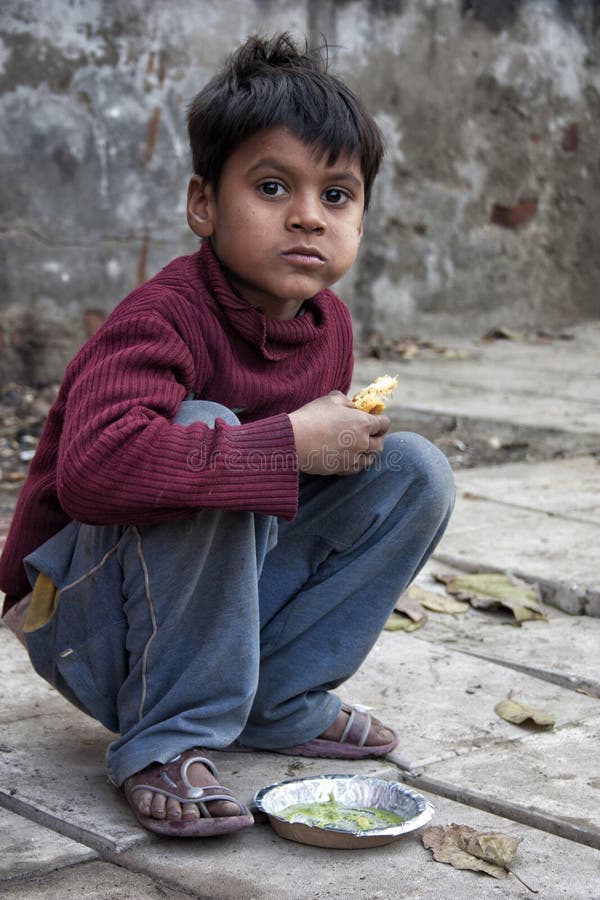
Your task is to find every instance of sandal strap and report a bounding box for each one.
[170,750,218,780]
[126,782,240,806]
[339,705,371,746]
[123,748,249,817]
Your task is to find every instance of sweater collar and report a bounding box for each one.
[196,240,329,361]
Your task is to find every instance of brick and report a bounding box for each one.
[562,121,579,153]
[490,198,538,229]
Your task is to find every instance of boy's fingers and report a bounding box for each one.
[368,414,390,435]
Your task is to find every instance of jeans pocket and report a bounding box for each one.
[25,595,127,734]
[24,614,91,721]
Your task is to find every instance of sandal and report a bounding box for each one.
[225,704,399,760]
[123,748,254,837]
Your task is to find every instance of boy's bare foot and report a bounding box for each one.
[130,760,239,822]
[123,750,254,836]
[319,707,395,747]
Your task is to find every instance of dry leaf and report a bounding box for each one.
[385,591,428,631]
[483,326,525,342]
[409,584,469,615]
[461,829,522,867]
[393,339,421,359]
[384,613,425,632]
[437,348,473,360]
[4,471,26,482]
[576,687,597,697]
[423,824,517,879]
[423,824,536,892]
[495,697,555,728]
[394,589,428,621]
[435,572,545,623]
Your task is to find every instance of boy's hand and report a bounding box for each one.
[288,392,390,475]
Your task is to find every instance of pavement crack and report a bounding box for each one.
[0,790,148,856]
[400,771,600,851]
[443,647,600,697]
[101,854,202,899]
[456,492,600,527]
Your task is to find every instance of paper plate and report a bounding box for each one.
[254,774,434,849]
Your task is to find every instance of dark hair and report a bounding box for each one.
[187,33,384,210]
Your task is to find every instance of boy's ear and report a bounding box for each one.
[186,175,215,238]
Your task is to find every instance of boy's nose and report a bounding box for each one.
[286,196,326,233]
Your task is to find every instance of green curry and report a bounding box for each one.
[278,792,405,832]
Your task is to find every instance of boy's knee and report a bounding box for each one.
[174,400,241,428]
[383,431,455,511]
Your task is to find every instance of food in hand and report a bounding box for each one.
[352,374,398,414]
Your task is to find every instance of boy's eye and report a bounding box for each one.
[322,188,350,205]
[259,181,286,197]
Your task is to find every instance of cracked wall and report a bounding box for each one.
[1,0,599,382]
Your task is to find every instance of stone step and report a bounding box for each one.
[345,631,599,771]
[404,715,600,851]
[0,860,193,899]
[410,563,600,698]
[113,786,600,900]
[0,633,394,855]
[0,806,96,883]
[383,403,600,469]
[3,619,599,851]
[352,330,600,469]
[2,609,599,895]
[353,325,600,438]
[432,456,600,616]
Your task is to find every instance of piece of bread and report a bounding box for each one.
[352,374,398,414]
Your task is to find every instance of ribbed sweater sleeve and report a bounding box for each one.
[56,312,299,524]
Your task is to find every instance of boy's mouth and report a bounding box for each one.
[281,246,326,266]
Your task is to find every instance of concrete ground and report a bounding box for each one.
[1,321,600,898]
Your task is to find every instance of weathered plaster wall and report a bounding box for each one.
[1,0,599,382]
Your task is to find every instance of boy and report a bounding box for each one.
[0,33,454,837]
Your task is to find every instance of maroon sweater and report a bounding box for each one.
[0,241,354,612]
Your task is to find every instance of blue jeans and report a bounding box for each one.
[23,402,454,786]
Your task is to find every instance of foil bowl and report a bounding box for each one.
[254,774,434,849]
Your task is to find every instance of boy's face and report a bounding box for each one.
[187,128,365,320]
